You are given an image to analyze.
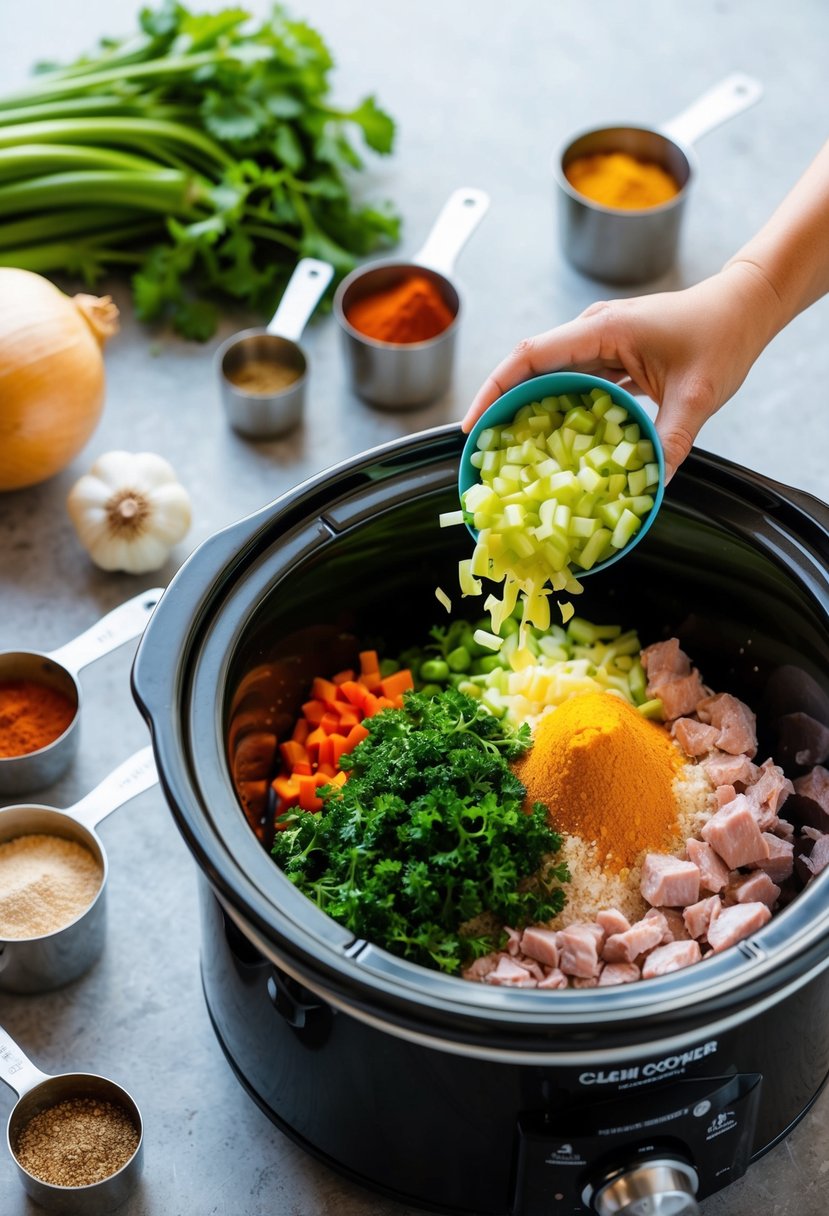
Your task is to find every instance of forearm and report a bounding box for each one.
[724,138,829,338]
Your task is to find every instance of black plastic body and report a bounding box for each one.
[133,426,829,1214]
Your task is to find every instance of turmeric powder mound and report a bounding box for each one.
[514,691,683,873]
[565,151,680,210]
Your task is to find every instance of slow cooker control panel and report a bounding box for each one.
[512,1072,761,1215]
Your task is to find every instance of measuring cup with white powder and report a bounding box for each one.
[0,747,157,993]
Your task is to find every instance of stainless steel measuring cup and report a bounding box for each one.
[216,256,334,439]
[0,589,162,797]
[0,747,157,993]
[554,73,763,283]
[0,1024,143,1213]
[334,187,490,408]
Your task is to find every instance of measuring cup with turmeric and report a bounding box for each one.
[0,589,162,797]
[554,73,763,283]
[0,1023,143,1213]
[0,746,157,993]
[334,187,490,408]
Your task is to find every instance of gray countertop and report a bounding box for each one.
[2,2,829,1213]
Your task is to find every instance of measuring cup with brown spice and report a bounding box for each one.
[0,1023,143,1214]
[0,746,157,993]
[0,588,162,797]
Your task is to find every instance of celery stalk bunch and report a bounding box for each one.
[0,2,399,337]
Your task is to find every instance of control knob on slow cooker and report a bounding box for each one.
[588,1157,700,1216]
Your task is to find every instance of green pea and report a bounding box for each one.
[379,658,400,677]
[500,616,520,637]
[473,655,503,674]
[419,683,444,698]
[446,645,471,673]
[419,658,450,683]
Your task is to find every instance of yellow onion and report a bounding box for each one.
[0,268,119,491]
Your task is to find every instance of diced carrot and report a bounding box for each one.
[330,735,350,766]
[360,671,382,692]
[379,669,414,700]
[332,669,356,685]
[359,649,380,675]
[301,699,327,726]
[292,760,312,776]
[292,718,311,744]
[320,711,342,735]
[305,726,326,759]
[316,763,336,778]
[297,775,323,812]
[273,775,300,804]
[330,770,348,788]
[279,740,308,769]
[317,736,336,767]
[339,680,369,709]
[361,693,380,717]
[375,696,395,711]
[344,723,370,751]
[337,707,360,730]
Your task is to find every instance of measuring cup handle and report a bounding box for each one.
[47,589,164,677]
[412,187,490,278]
[0,1025,50,1100]
[661,73,763,147]
[265,258,334,343]
[67,746,158,833]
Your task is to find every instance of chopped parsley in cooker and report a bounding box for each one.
[272,688,568,973]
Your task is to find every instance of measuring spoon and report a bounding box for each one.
[334,187,490,408]
[0,747,158,993]
[0,1023,143,1214]
[216,257,334,439]
[0,589,162,797]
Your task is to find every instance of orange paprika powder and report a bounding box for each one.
[0,680,76,757]
[346,273,455,343]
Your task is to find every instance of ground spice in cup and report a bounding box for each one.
[0,679,76,757]
[226,358,301,395]
[15,1096,139,1187]
[514,691,682,871]
[345,273,455,343]
[565,151,680,210]
[0,834,102,938]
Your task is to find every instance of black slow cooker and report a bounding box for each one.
[133,426,829,1216]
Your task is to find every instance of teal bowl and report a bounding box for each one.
[458,371,665,576]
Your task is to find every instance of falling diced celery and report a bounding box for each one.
[473,628,504,652]
[439,510,466,528]
[463,483,499,513]
[435,586,452,613]
[460,557,483,594]
[559,601,575,623]
[611,508,642,549]
[470,541,491,578]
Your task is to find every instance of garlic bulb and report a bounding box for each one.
[67,451,192,574]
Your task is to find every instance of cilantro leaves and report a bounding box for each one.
[272,689,569,975]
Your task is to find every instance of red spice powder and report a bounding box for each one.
[346,274,455,344]
[0,680,76,757]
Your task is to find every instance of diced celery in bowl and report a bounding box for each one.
[447,372,665,644]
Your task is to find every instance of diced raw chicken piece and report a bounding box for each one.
[683,895,722,940]
[572,973,602,988]
[641,639,691,682]
[672,717,720,757]
[791,765,829,832]
[772,818,795,842]
[727,870,781,910]
[775,712,829,768]
[557,925,602,979]
[598,962,641,986]
[640,853,700,908]
[660,907,692,941]
[686,838,731,894]
[707,902,771,952]
[753,833,794,883]
[642,939,702,978]
[537,968,568,989]
[505,926,523,956]
[746,760,794,828]
[515,957,546,981]
[462,954,499,981]
[643,907,673,944]
[701,795,770,868]
[485,956,538,986]
[696,693,757,757]
[800,834,829,879]
[654,671,710,721]
[702,751,758,788]
[520,927,559,968]
[603,913,668,964]
[597,909,631,937]
[715,784,737,808]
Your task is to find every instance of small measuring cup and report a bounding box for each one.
[216,257,334,439]
[0,1024,143,1214]
[334,187,490,409]
[0,747,158,993]
[554,73,763,283]
[0,589,162,797]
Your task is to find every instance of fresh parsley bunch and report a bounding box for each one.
[272,688,568,974]
[0,2,399,337]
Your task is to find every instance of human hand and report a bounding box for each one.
[462,262,781,482]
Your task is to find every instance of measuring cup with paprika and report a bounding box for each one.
[1,1022,143,1213]
[0,589,161,797]
[334,187,490,408]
